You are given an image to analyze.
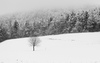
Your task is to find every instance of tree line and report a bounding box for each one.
[0,7,100,42]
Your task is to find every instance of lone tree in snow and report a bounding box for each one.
[29,37,41,51]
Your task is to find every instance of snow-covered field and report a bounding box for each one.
[0,32,100,63]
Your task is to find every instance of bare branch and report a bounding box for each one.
[29,37,41,51]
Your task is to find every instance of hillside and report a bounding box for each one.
[0,32,100,63]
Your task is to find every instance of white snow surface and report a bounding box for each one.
[0,32,100,63]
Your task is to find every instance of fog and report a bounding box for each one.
[0,0,99,15]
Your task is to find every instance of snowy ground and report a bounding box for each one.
[0,32,100,63]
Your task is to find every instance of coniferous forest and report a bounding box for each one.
[0,7,100,42]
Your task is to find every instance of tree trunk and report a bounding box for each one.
[33,46,35,51]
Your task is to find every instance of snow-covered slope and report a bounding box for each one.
[0,32,100,63]
[0,38,32,52]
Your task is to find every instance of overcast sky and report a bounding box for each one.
[0,0,99,15]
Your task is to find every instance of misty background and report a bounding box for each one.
[0,0,100,15]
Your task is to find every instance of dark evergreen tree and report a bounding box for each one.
[23,21,33,37]
[11,21,19,38]
[0,24,9,42]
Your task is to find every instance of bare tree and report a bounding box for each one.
[29,37,41,51]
